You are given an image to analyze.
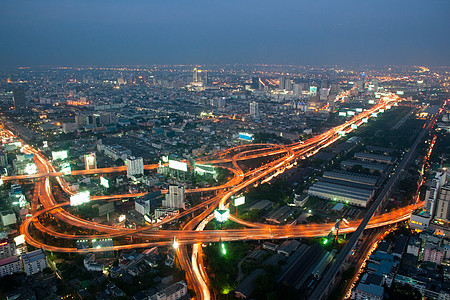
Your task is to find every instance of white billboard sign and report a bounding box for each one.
[52,150,68,161]
[70,191,91,206]
[168,160,188,172]
[234,196,245,207]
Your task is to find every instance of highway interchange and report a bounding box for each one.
[1,93,426,299]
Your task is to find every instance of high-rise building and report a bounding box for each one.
[126,156,144,178]
[435,184,450,222]
[279,77,292,90]
[279,77,285,89]
[193,68,207,85]
[13,87,26,112]
[250,101,259,118]
[162,185,185,209]
[320,88,330,101]
[425,170,447,217]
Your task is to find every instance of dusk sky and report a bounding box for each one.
[1,0,449,67]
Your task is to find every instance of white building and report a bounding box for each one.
[249,101,259,118]
[83,253,104,272]
[435,184,450,222]
[21,249,47,275]
[84,153,97,170]
[162,185,185,209]
[424,170,447,217]
[0,256,22,277]
[135,198,151,216]
[409,211,431,231]
[126,156,144,178]
[152,280,187,300]
[1,210,17,226]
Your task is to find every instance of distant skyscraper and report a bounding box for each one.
[163,185,185,209]
[193,68,207,85]
[250,101,259,118]
[320,88,330,101]
[425,170,447,217]
[435,184,450,223]
[285,79,293,91]
[13,87,26,112]
[279,77,285,89]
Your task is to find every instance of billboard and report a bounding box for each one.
[338,131,346,136]
[100,177,109,188]
[92,238,113,249]
[386,105,391,110]
[347,111,355,116]
[214,209,230,222]
[14,235,25,246]
[362,118,368,123]
[70,191,90,206]
[379,109,385,113]
[234,196,245,207]
[310,86,317,96]
[169,160,188,172]
[338,112,347,117]
[396,91,404,95]
[43,141,48,148]
[356,108,363,113]
[52,150,68,161]
[371,113,378,117]
[368,100,375,104]
[195,164,216,175]
[238,132,254,141]
[351,124,358,129]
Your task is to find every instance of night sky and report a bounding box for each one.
[1,0,449,67]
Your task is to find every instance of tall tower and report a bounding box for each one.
[193,68,199,83]
[13,87,26,112]
[250,101,259,118]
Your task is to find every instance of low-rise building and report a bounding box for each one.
[0,255,22,277]
[151,280,188,300]
[352,282,383,300]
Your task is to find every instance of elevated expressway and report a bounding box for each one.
[2,95,420,299]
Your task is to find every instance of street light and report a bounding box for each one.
[173,237,179,249]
